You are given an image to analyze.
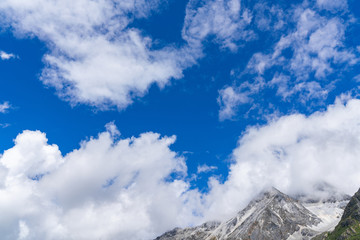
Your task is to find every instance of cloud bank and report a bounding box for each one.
[2,99,360,239]
[204,98,360,220]
[0,125,201,240]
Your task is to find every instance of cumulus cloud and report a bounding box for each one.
[0,124,202,240]
[183,0,255,51]
[4,100,360,237]
[204,98,360,221]
[0,0,195,109]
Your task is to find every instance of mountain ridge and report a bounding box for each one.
[155,187,349,240]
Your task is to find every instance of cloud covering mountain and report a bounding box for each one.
[1,99,360,239]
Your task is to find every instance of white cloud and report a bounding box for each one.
[219,4,359,120]
[18,221,29,240]
[183,0,255,51]
[316,0,348,12]
[253,2,286,31]
[197,164,217,174]
[0,51,16,60]
[0,102,11,113]
[4,101,360,237]
[0,124,203,239]
[269,73,329,102]
[0,0,195,109]
[247,8,357,79]
[218,86,251,120]
[0,123,10,128]
[204,98,360,221]
[218,77,265,120]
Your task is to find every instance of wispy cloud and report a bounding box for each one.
[253,2,286,32]
[0,123,10,128]
[247,8,357,80]
[0,101,11,113]
[316,0,348,12]
[197,164,218,174]
[183,0,255,51]
[218,85,254,121]
[218,1,359,120]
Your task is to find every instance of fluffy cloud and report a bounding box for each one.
[0,0,194,109]
[204,98,360,220]
[4,100,360,238]
[183,0,255,51]
[0,51,16,60]
[0,124,202,240]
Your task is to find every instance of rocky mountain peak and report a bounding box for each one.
[156,187,325,240]
[209,187,321,240]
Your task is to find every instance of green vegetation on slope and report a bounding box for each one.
[324,188,360,240]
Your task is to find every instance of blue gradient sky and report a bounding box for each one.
[0,0,360,238]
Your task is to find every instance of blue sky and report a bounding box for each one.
[1,0,360,239]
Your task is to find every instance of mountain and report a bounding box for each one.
[154,221,220,240]
[315,188,360,240]
[209,187,321,240]
[156,187,349,240]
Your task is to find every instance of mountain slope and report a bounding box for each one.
[155,188,323,240]
[209,188,321,240]
[155,221,220,240]
[320,188,360,240]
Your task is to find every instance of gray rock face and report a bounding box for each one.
[155,221,220,240]
[210,188,321,240]
[155,188,322,240]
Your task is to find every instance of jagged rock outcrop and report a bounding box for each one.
[155,222,220,240]
[210,188,321,240]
